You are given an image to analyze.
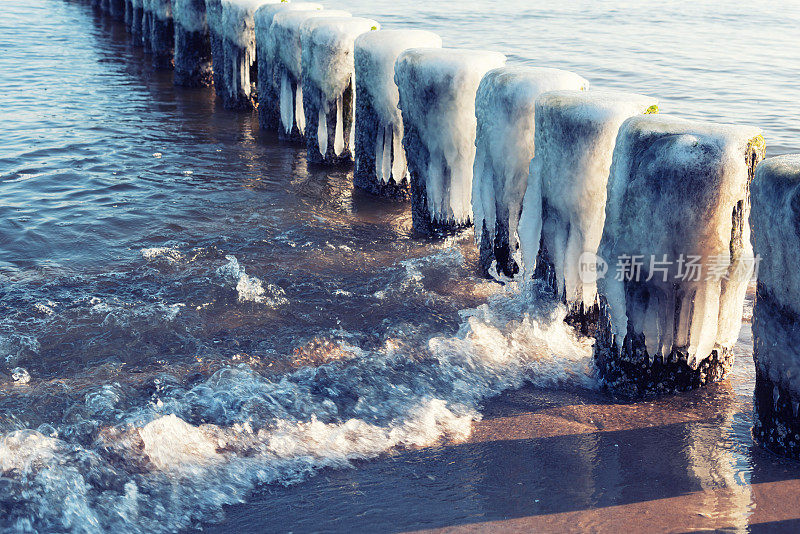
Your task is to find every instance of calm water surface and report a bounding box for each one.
[1,0,799,531]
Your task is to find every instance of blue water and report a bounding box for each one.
[1,0,799,532]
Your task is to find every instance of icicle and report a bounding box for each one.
[643,294,662,359]
[381,124,392,183]
[333,95,344,156]
[427,151,445,221]
[390,122,406,183]
[280,72,293,135]
[374,127,385,182]
[317,106,328,157]
[687,281,721,364]
[295,85,305,135]
[659,288,676,359]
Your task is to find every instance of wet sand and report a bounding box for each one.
[209,381,800,533]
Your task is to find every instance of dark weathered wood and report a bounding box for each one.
[174,24,212,87]
[752,284,800,458]
[353,78,409,200]
[302,80,355,165]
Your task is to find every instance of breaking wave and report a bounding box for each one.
[0,282,594,533]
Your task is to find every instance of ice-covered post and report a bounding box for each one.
[144,0,175,68]
[173,0,212,86]
[472,68,589,279]
[109,0,126,20]
[219,0,278,110]
[595,115,765,396]
[517,90,656,328]
[750,155,800,458]
[300,17,380,165]
[395,48,506,234]
[141,0,153,52]
[254,2,322,131]
[269,10,350,142]
[128,0,145,44]
[204,0,224,89]
[353,30,442,199]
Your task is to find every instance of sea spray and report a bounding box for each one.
[0,281,594,532]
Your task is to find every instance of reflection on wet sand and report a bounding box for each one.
[208,382,800,533]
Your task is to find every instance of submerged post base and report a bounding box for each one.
[594,327,732,397]
[174,27,212,87]
[753,369,800,459]
[532,251,599,335]
[353,96,409,200]
[150,18,174,69]
[478,219,517,278]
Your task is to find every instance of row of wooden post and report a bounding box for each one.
[86,0,800,460]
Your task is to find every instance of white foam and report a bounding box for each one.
[395,48,507,225]
[141,246,185,264]
[472,67,589,262]
[11,367,31,384]
[0,270,594,531]
[173,0,206,33]
[217,255,289,307]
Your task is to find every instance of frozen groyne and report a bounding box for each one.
[395,48,506,234]
[173,0,212,86]
[517,90,656,327]
[353,30,442,200]
[472,68,589,278]
[750,155,800,458]
[595,115,765,396]
[254,2,322,131]
[300,17,380,164]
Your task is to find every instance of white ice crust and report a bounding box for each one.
[598,114,762,364]
[518,90,655,308]
[472,67,589,261]
[354,30,443,183]
[204,0,222,35]
[752,155,800,314]
[270,10,352,81]
[173,0,206,33]
[395,48,507,224]
[221,0,279,49]
[301,17,380,103]
[751,155,800,391]
[255,2,322,63]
